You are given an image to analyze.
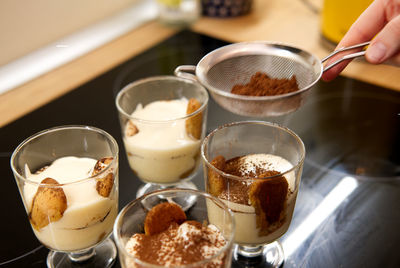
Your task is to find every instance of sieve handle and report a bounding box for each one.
[174,65,198,81]
[322,41,370,72]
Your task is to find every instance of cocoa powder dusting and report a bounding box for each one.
[126,220,227,267]
[231,72,299,96]
[208,154,289,235]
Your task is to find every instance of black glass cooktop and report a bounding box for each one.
[1,30,399,268]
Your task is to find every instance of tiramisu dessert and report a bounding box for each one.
[24,156,118,251]
[124,202,229,267]
[206,153,297,245]
[123,97,203,184]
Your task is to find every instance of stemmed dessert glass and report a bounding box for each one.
[201,121,305,267]
[115,76,208,206]
[113,188,235,268]
[10,125,119,268]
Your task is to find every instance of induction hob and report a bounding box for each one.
[1,30,399,268]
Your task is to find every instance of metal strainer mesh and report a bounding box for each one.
[175,41,369,116]
[175,42,324,116]
[196,43,323,96]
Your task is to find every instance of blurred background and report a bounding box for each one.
[0,0,374,94]
[0,0,142,66]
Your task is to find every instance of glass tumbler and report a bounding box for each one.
[113,188,235,268]
[201,121,305,267]
[115,76,208,208]
[10,125,119,268]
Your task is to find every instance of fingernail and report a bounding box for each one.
[367,42,387,63]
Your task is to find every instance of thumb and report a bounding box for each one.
[366,14,400,64]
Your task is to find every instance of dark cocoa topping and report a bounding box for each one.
[231,72,300,96]
[251,172,288,223]
[218,179,249,205]
[127,204,227,267]
[130,221,225,267]
[208,154,290,233]
[249,172,288,235]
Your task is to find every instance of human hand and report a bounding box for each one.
[322,0,400,81]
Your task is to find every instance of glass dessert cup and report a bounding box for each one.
[115,76,209,208]
[113,188,235,268]
[201,121,305,267]
[10,125,119,268]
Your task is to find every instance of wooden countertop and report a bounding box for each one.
[1,0,399,127]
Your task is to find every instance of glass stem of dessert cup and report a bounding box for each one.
[136,181,198,211]
[233,241,284,268]
[136,181,198,199]
[46,237,117,268]
[68,249,95,262]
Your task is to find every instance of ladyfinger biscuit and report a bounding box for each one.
[92,157,114,198]
[144,202,186,235]
[208,155,227,197]
[185,98,202,139]
[29,178,67,231]
[126,120,139,137]
[249,171,288,236]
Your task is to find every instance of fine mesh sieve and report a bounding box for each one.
[175,41,369,117]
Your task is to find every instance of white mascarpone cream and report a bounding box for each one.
[24,156,118,251]
[207,154,298,245]
[123,98,200,184]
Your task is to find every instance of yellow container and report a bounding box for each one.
[321,0,373,44]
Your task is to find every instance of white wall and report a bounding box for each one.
[0,0,140,66]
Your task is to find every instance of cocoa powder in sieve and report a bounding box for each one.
[231,72,300,96]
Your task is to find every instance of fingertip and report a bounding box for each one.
[366,42,387,64]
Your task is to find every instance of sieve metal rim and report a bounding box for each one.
[194,41,324,101]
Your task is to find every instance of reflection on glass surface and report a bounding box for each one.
[283,176,358,257]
